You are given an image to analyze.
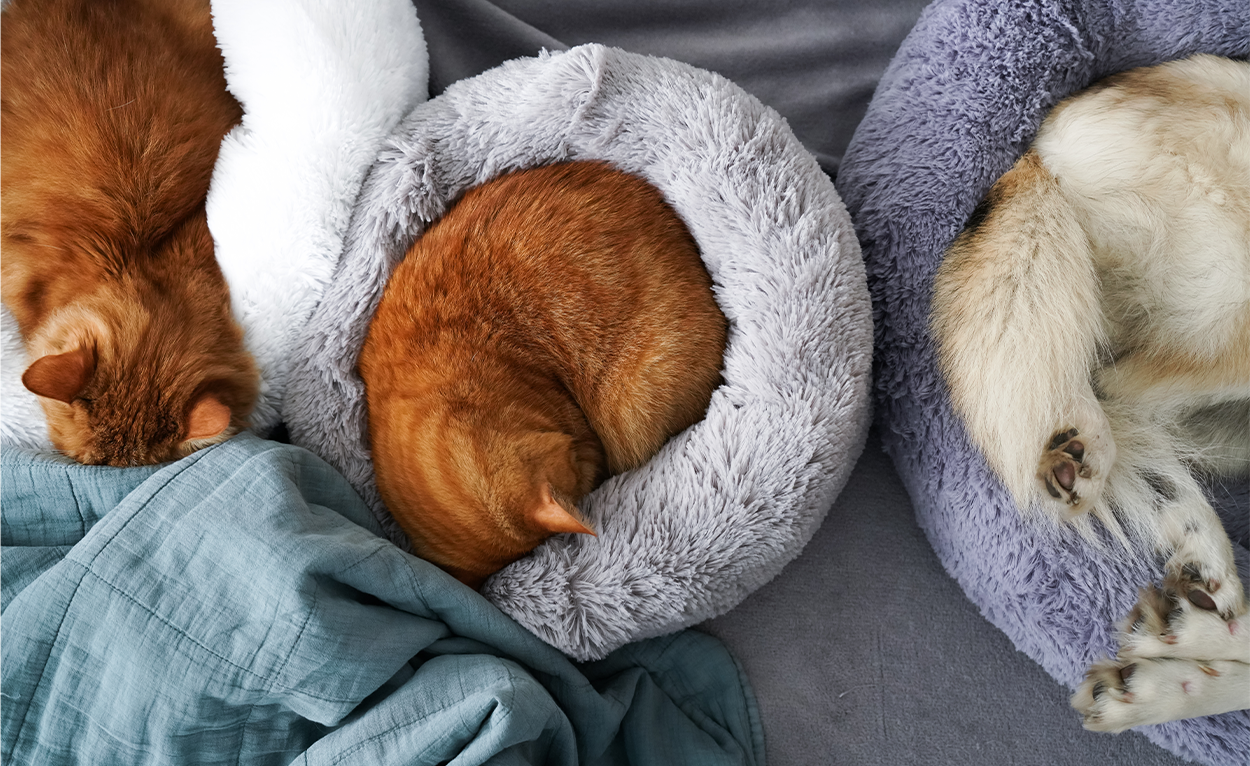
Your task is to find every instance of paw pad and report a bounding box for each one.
[1039,428,1090,504]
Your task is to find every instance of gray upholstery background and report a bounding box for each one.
[411,1,1195,763]
[702,429,1191,765]
[413,0,930,179]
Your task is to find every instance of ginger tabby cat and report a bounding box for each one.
[361,161,727,589]
[2,0,257,466]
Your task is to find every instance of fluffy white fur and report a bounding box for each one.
[206,0,429,434]
[1,305,48,450]
[1075,583,1250,731]
[0,0,430,447]
[932,55,1250,731]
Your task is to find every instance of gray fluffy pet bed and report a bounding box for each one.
[282,44,873,661]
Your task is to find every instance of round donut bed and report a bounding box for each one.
[283,44,874,662]
[836,0,1249,763]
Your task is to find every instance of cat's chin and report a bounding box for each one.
[44,405,241,467]
[177,426,241,458]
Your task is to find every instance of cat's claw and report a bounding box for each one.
[1120,584,1185,652]
[1074,658,1137,732]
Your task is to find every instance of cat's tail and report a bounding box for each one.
[932,150,1125,542]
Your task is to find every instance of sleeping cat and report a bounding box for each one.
[360,160,727,589]
[1,0,258,466]
[932,55,1249,731]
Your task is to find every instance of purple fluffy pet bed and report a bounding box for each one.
[836,0,1249,764]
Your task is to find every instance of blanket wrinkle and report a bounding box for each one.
[1,434,763,765]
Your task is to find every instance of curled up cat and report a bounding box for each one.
[1,0,258,466]
[360,161,727,590]
[932,54,1250,731]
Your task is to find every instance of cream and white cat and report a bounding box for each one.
[932,54,1250,732]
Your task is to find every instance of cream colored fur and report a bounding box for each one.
[932,54,1250,732]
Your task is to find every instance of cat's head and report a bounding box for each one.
[372,408,600,589]
[21,290,257,467]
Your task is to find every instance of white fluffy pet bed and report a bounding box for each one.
[281,44,874,660]
[207,0,429,433]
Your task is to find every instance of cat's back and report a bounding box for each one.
[372,161,720,386]
[1,0,240,297]
[1,0,234,163]
[366,160,726,473]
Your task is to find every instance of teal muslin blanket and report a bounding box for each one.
[1,434,763,765]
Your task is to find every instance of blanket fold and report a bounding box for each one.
[0,435,763,766]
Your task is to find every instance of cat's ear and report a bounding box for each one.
[530,483,596,536]
[184,393,232,441]
[22,346,97,403]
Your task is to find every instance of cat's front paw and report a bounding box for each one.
[1074,575,1250,731]
[1073,658,1141,732]
[1073,657,1250,732]
[1165,558,1248,625]
[1119,582,1250,662]
[1036,424,1112,516]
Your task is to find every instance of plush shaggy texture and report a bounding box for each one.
[282,43,874,661]
[0,0,429,444]
[836,0,1250,763]
[0,307,46,451]
[206,0,429,434]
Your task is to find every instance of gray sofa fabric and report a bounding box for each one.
[702,430,1191,765]
[413,0,932,179]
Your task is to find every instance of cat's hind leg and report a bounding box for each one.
[1098,396,1248,618]
[932,151,1115,521]
[585,334,724,476]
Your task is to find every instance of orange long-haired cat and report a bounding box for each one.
[1,0,258,466]
[360,161,727,589]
